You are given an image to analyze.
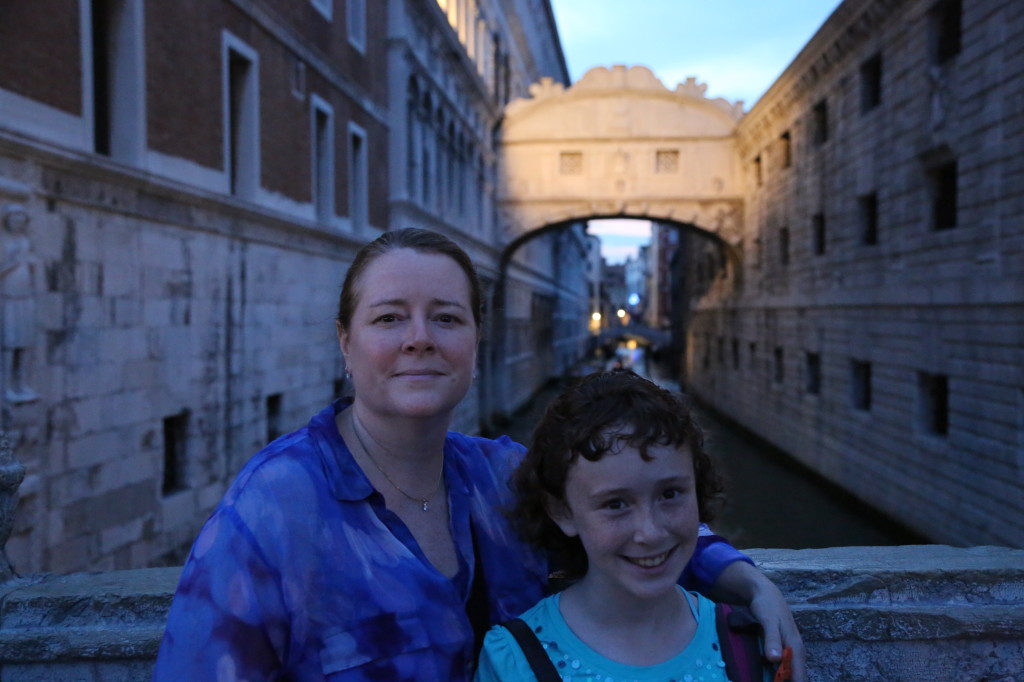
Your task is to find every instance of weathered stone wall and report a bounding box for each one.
[685,0,1024,547]
[0,138,361,575]
[0,546,1019,681]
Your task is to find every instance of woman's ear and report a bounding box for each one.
[336,320,349,356]
[545,493,578,538]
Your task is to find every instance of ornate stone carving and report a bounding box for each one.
[0,430,25,582]
[1,204,39,404]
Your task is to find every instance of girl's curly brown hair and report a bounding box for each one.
[510,369,724,579]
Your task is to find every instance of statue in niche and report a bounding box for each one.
[0,205,39,404]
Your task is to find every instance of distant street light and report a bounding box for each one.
[591,312,602,321]
[616,309,626,318]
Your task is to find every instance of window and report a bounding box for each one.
[702,334,711,369]
[347,0,366,52]
[748,342,757,370]
[806,352,821,395]
[851,361,872,411]
[560,152,583,175]
[773,347,784,384]
[266,393,283,443]
[812,99,829,145]
[860,53,883,112]
[931,0,962,64]
[717,336,725,365]
[859,192,879,245]
[310,0,332,20]
[754,155,763,187]
[90,0,145,162]
[223,34,260,199]
[812,213,827,255]
[656,150,679,173]
[779,227,790,266]
[780,131,792,168]
[929,160,958,230]
[290,57,307,99]
[732,338,740,370]
[311,95,335,222]
[162,411,190,495]
[348,123,368,231]
[918,372,949,436]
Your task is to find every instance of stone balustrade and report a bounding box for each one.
[0,545,1020,681]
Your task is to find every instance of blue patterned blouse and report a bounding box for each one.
[152,400,750,681]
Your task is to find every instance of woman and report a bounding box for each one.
[153,228,805,681]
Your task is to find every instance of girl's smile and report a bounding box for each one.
[550,439,700,610]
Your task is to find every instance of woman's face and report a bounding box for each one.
[338,248,479,423]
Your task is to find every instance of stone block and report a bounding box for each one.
[65,431,125,471]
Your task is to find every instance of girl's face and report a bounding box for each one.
[549,438,699,605]
[338,248,479,423]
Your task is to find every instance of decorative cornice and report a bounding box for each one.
[507,65,744,121]
[738,0,908,147]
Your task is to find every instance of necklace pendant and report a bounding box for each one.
[422,500,429,512]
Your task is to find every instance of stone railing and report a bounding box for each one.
[0,545,1021,681]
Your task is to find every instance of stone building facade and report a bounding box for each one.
[683,0,1024,547]
[0,0,581,574]
[384,0,589,429]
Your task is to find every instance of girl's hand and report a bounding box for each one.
[748,579,805,682]
[713,561,807,682]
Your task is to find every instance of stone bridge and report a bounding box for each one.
[497,65,746,248]
[0,545,1021,681]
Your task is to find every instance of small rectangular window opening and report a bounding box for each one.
[851,361,872,411]
[560,151,583,175]
[754,155,763,187]
[732,338,740,370]
[930,160,958,231]
[162,411,190,495]
[347,0,366,51]
[266,393,283,443]
[780,131,792,168]
[860,54,883,112]
[918,372,949,436]
[812,100,829,145]
[859,192,879,245]
[806,352,822,395]
[812,213,826,255]
[932,0,962,64]
[779,227,790,266]
[773,347,784,384]
[349,125,368,231]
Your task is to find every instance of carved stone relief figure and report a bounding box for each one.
[1,204,39,404]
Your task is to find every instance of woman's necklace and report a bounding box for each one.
[350,411,445,512]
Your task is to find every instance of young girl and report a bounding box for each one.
[476,370,778,682]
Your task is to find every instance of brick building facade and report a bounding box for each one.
[0,0,580,574]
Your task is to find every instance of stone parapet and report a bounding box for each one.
[0,547,1021,680]
[750,545,1024,681]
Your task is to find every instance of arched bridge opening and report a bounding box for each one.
[483,215,740,430]
[482,65,749,429]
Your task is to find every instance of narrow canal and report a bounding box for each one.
[498,368,925,551]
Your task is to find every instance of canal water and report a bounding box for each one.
[499,366,925,551]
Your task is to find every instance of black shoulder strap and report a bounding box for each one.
[502,618,562,682]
